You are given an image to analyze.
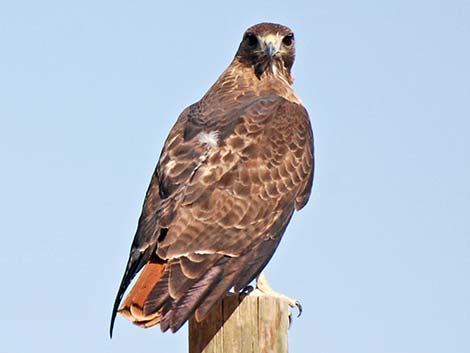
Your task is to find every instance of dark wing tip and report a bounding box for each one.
[109,309,116,338]
[109,274,129,338]
[109,251,147,338]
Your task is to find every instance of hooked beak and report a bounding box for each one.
[265,41,277,61]
[253,35,281,79]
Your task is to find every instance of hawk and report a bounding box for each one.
[110,22,314,336]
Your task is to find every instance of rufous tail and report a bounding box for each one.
[118,259,166,328]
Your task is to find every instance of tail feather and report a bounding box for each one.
[161,264,225,332]
[117,258,166,327]
[141,269,171,314]
[117,255,226,332]
[116,246,281,333]
[194,262,242,321]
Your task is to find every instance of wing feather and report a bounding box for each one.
[111,94,314,334]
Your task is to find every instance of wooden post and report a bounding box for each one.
[189,293,289,353]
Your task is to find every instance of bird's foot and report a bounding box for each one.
[253,272,302,327]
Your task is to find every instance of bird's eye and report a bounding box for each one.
[282,34,294,46]
[245,33,258,47]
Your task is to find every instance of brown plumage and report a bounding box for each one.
[110,22,314,336]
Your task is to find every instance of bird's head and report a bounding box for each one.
[235,23,296,82]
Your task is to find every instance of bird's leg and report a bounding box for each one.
[251,271,302,324]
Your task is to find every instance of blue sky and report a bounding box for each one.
[1,1,469,352]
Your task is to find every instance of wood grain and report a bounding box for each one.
[189,293,289,353]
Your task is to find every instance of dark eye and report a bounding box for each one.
[282,33,294,46]
[245,33,258,47]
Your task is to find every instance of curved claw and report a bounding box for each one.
[295,300,303,317]
[241,285,254,295]
[288,300,303,329]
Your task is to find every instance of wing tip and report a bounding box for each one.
[110,284,126,339]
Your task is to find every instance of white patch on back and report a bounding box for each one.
[197,131,219,148]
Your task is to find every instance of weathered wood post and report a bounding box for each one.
[189,293,289,353]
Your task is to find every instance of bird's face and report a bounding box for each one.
[236,23,296,80]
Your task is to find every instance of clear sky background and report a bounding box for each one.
[1,1,469,352]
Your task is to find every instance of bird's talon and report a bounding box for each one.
[295,300,303,317]
[241,285,254,295]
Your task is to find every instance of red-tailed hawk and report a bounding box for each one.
[110,22,314,336]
